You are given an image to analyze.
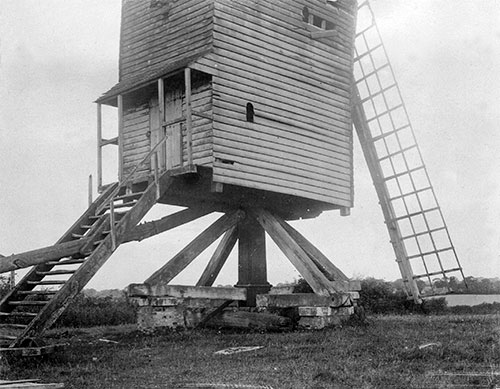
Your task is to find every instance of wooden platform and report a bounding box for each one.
[129,166,340,220]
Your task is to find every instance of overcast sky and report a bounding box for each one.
[0,1,499,290]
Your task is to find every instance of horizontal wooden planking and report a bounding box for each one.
[211,61,350,126]
[212,163,349,200]
[121,0,211,41]
[121,15,213,72]
[267,0,356,40]
[123,115,149,129]
[211,39,351,109]
[212,122,351,177]
[213,146,351,191]
[123,138,149,151]
[239,0,356,45]
[122,104,150,175]
[213,139,351,184]
[212,26,351,96]
[120,0,213,82]
[214,4,353,81]
[120,0,210,49]
[214,75,351,133]
[214,111,351,167]
[122,4,212,60]
[212,104,352,164]
[196,54,350,112]
[122,35,212,80]
[212,90,351,144]
[215,0,355,62]
[213,162,352,207]
[203,55,351,118]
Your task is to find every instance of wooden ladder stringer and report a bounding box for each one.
[8,175,173,348]
[0,183,118,315]
[352,1,466,301]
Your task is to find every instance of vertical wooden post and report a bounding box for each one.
[236,215,271,306]
[154,152,160,200]
[109,200,116,251]
[158,78,166,170]
[9,270,15,289]
[97,103,103,190]
[184,67,193,166]
[117,95,124,181]
[88,174,93,207]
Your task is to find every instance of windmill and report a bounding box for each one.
[0,0,465,346]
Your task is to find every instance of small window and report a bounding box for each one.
[246,103,255,122]
[313,15,323,28]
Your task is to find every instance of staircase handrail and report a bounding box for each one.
[97,135,168,215]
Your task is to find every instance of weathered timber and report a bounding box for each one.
[196,226,238,286]
[14,175,173,346]
[251,209,334,296]
[99,0,357,211]
[124,207,213,243]
[256,293,351,309]
[0,184,118,317]
[206,310,292,331]
[278,219,349,283]
[195,300,234,328]
[310,29,339,39]
[298,306,355,317]
[145,210,245,286]
[236,215,271,306]
[128,284,246,301]
[0,239,88,274]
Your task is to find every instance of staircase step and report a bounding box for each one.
[72,233,85,239]
[27,280,65,286]
[36,269,76,276]
[9,301,48,306]
[0,335,18,341]
[46,258,86,266]
[114,192,144,202]
[18,290,57,296]
[105,200,137,210]
[0,311,37,318]
[0,323,28,330]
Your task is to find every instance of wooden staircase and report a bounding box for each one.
[352,1,466,301]
[0,171,172,348]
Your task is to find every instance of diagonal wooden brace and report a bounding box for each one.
[280,220,349,290]
[145,210,245,286]
[196,225,238,287]
[124,207,213,243]
[251,209,335,296]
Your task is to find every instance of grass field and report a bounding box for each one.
[2,314,499,388]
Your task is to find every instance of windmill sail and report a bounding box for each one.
[352,1,466,301]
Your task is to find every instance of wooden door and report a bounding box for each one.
[165,88,183,169]
[149,98,166,172]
